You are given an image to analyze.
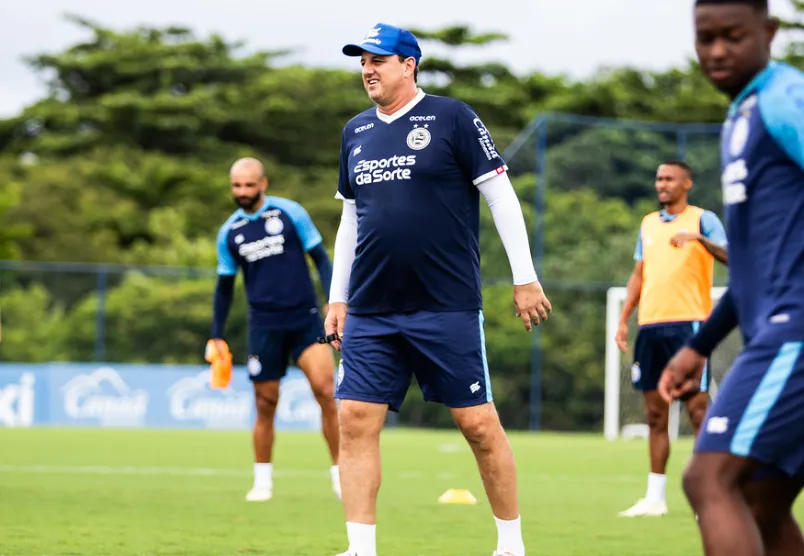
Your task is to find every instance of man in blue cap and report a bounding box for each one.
[325,22,551,556]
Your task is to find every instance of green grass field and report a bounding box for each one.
[1,428,802,555]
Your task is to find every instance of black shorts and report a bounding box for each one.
[632,321,711,393]
[246,318,325,382]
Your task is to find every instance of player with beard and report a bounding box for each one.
[209,157,341,503]
[616,160,727,518]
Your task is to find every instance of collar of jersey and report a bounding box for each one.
[727,61,778,119]
[235,196,271,221]
[659,207,685,222]
[375,88,426,124]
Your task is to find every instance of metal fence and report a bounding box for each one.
[0,113,728,432]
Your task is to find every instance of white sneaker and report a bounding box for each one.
[334,552,356,556]
[618,498,667,517]
[245,485,273,502]
[493,552,522,556]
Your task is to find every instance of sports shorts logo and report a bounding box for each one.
[247,356,262,376]
[631,363,641,383]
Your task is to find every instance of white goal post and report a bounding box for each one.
[604,286,728,441]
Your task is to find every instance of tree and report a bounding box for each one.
[0,15,368,169]
[779,0,804,64]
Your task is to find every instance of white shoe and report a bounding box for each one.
[334,552,356,556]
[618,498,667,517]
[245,485,273,502]
[493,552,522,556]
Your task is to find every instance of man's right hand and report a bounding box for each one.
[615,322,629,353]
[324,302,348,351]
[206,338,231,361]
[658,347,707,404]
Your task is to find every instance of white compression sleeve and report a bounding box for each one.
[328,200,357,304]
[476,172,539,285]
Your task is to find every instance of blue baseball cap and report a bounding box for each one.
[342,23,422,65]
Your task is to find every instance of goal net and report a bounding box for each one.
[604,286,744,441]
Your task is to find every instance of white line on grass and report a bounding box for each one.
[0,464,640,483]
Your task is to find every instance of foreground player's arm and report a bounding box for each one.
[659,288,738,403]
[476,173,538,285]
[212,224,238,339]
[686,288,738,357]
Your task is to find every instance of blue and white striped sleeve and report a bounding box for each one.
[216,222,238,276]
[276,199,323,251]
[760,66,804,171]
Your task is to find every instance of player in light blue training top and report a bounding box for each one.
[659,1,804,554]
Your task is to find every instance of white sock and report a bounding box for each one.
[645,472,666,502]
[253,463,273,488]
[330,465,339,483]
[346,522,376,556]
[495,515,525,555]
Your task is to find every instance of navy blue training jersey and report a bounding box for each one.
[720,61,804,343]
[336,90,508,315]
[217,196,323,328]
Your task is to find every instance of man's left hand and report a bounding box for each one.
[513,281,552,332]
[670,231,700,247]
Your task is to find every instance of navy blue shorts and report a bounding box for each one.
[335,310,492,412]
[632,321,710,393]
[246,318,325,382]
[696,333,804,477]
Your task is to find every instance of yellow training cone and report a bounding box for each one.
[438,489,477,505]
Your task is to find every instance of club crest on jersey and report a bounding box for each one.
[265,216,284,235]
[407,125,431,150]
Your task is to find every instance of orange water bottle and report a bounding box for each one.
[205,339,233,389]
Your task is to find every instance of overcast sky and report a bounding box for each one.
[0,0,796,117]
